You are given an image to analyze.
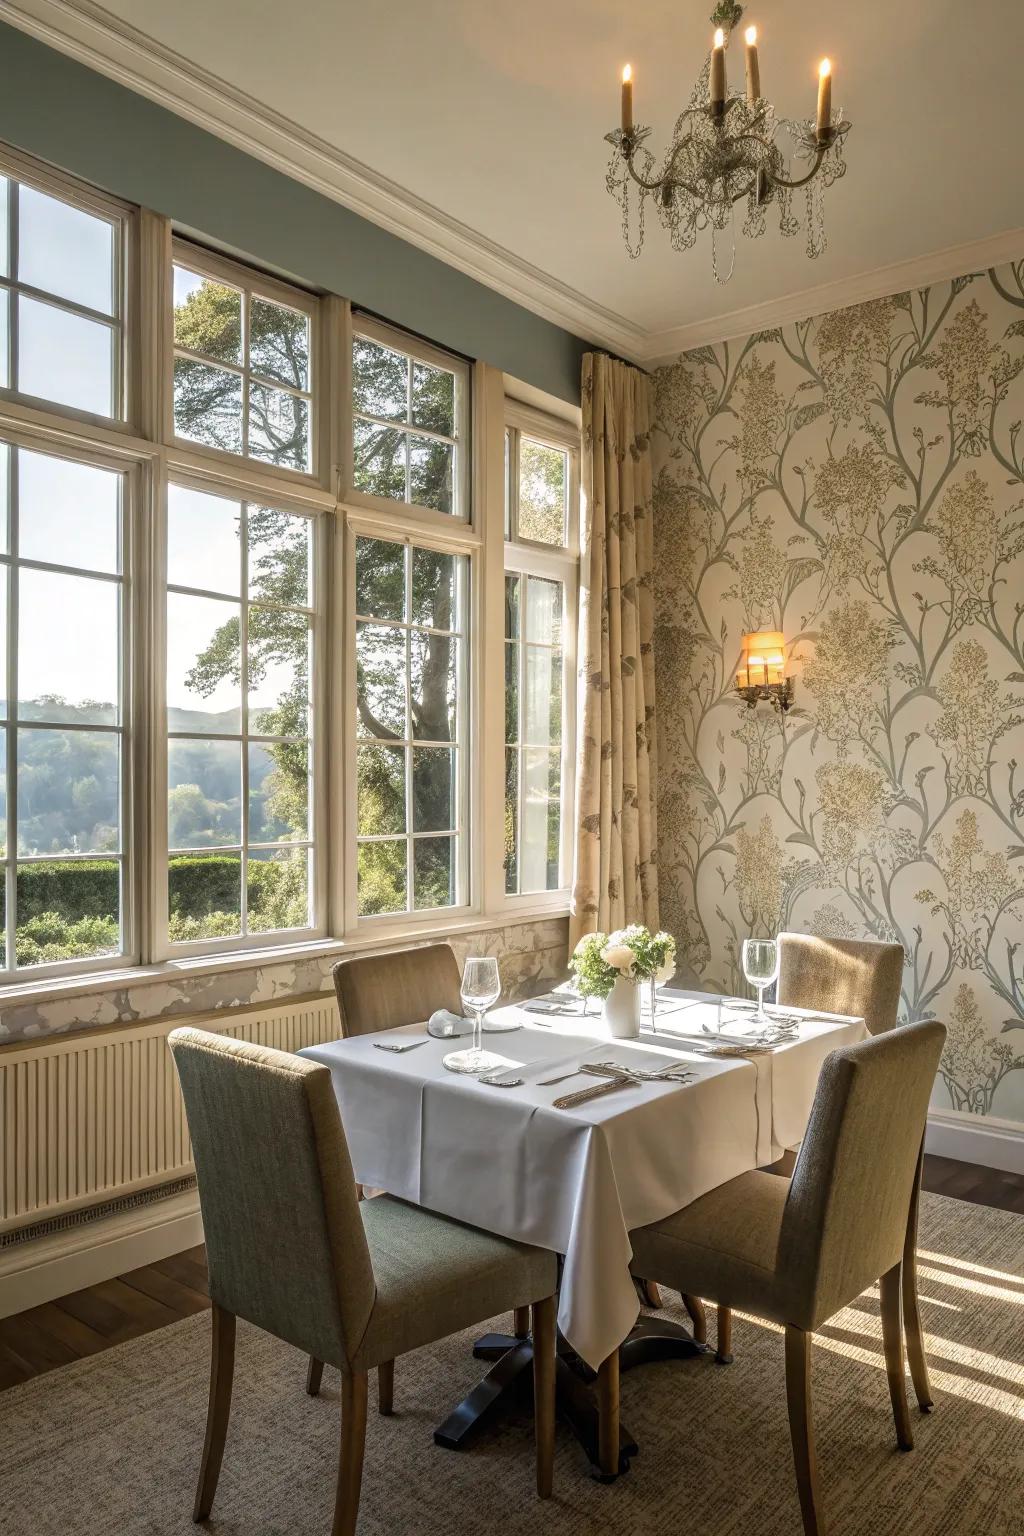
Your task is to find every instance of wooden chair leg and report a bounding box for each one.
[194,1303,235,1523]
[307,1356,325,1397]
[683,1293,707,1345]
[532,1296,556,1499]
[903,1146,934,1411]
[785,1326,823,1536]
[596,1346,620,1478]
[377,1358,394,1416]
[513,1305,531,1339]
[332,1370,368,1536]
[879,1263,914,1451]
[716,1304,733,1364]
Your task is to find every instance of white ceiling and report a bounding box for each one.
[8,0,1024,359]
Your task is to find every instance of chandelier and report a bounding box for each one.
[605,2,851,282]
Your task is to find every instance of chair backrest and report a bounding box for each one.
[777,932,903,1035]
[777,1020,945,1329]
[169,1028,376,1367]
[332,943,462,1037]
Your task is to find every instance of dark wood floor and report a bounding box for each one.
[1,1155,1022,1392]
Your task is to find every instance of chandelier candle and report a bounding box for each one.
[709,27,726,112]
[816,58,832,140]
[744,25,760,105]
[621,63,633,134]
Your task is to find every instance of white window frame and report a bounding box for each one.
[501,401,580,913]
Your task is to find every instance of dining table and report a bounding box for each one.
[300,986,867,1478]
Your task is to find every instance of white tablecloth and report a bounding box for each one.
[301,991,866,1370]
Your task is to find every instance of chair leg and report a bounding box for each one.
[785,1326,824,1536]
[532,1296,556,1499]
[635,1277,662,1307]
[879,1263,914,1451]
[194,1303,235,1523]
[377,1359,394,1416]
[307,1356,325,1397]
[596,1346,620,1478]
[513,1305,531,1339]
[332,1370,368,1536]
[683,1293,708,1345]
[716,1304,733,1364]
[903,1147,933,1412]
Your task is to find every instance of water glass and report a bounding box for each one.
[443,956,505,1075]
[742,938,780,1024]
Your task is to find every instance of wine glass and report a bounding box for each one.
[442,957,507,1075]
[742,938,780,1026]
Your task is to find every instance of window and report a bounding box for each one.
[351,319,467,518]
[504,408,579,897]
[0,437,130,974]
[0,162,125,419]
[165,484,316,947]
[354,534,467,917]
[172,246,315,475]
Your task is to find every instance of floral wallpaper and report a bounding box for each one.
[652,261,1024,1122]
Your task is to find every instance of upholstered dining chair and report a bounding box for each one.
[332,943,462,1037]
[777,932,904,1036]
[618,1020,946,1535]
[169,1028,558,1535]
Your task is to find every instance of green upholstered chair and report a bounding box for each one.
[169,1028,558,1535]
[331,944,462,1037]
[777,932,904,1037]
[622,1021,946,1536]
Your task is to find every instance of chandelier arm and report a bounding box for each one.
[623,141,703,201]
[761,143,829,190]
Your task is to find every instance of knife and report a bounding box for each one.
[552,1077,633,1110]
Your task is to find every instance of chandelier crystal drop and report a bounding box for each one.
[606,3,851,283]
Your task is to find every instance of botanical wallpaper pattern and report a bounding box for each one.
[652,261,1024,1122]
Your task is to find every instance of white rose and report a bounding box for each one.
[656,960,676,985]
[601,943,634,972]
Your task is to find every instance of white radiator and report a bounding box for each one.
[0,994,341,1236]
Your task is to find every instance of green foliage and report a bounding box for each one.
[569,932,619,999]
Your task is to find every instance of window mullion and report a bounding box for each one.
[239,499,250,938]
[5,447,19,971]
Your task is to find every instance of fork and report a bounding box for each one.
[373,1039,429,1054]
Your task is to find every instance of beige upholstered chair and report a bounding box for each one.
[778,932,904,1036]
[621,1021,945,1535]
[169,1028,558,1535]
[332,943,462,1037]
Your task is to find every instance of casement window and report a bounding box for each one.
[0,154,128,421]
[503,407,579,897]
[0,435,132,976]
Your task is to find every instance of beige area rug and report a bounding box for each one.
[2,1193,1023,1536]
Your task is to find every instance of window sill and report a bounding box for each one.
[0,906,571,1013]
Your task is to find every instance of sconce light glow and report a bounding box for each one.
[714,27,725,47]
[745,26,757,45]
[622,63,632,83]
[819,57,831,78]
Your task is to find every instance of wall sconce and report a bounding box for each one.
[735,630,794,713]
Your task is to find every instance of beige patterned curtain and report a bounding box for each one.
[569,352,659,948]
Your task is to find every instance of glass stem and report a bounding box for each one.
[474,1009,483,1054]
[756,983,766,1021]
[648,975,657,1034]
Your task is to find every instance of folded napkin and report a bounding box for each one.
[427,1008,474,1039]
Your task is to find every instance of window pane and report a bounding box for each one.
[0,566,6,720]
[173,267,242,365]
[0,734,6,852]
[357,743,405,835]
[249,741,308,843]
[505,573,520,640]
[0,176,8,278]
[173,357,242,452]
[167,593,241,733]
[353,337,407,421]
[19,296,114,416]
[168,738,241,848]
[519,438,567,545]
[353,419,405,502]
[356,536,405,621]
[412,548,456,629]
[0,440,7,555]
[250,297,309,390]
[249,505,311,608]
[19,569,119,724]
[19,186,115,316]
[357,839,406,916]
[0,288,9,391]
[504,749,518,894]
[17,728,119,855]
[248,382,310,473]
[356,623,406,739]
[15,858,119,968]
[522,748,561,892]
[168,850,241,943]
[412,747,455,832]
[167,484,241,596]
[525,645,562,745]
[409,435,453,514]
[414,836,455,910]
[411,361,454,436]
[248,607,310,736]
[19,450,120,574]
[525,575,563,645]
[505,642,518,742]
[248,846,310,933]
[410,630,456,741]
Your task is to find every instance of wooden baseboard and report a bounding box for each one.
[0,1190,203,1320]
[926,1109,1024,1176]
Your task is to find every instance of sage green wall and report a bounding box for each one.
[0,21,587,404]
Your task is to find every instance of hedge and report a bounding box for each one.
[16,855,287,923]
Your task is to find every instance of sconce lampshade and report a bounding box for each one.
[737,631,786,689]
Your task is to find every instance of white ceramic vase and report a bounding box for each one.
[603,976,641,1039]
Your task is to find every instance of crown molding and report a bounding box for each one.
[641,226,1024,364]
[0,0,646,361]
